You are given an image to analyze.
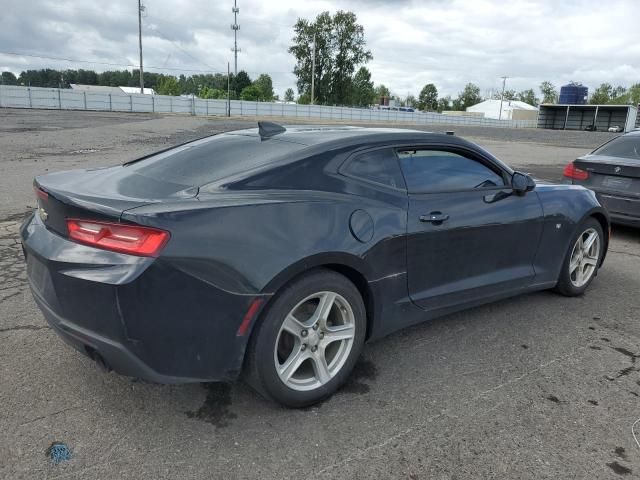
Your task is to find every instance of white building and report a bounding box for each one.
[466,99,538,120]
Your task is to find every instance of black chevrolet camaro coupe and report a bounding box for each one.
[22,123,609,407]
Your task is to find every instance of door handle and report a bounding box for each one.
[420,212,449,224]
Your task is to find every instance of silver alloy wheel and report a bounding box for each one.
[274,291,356,392]
[569,227,601,288]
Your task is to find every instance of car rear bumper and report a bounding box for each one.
[30,284,198,383]
[596,193,640,227]
[21,212,265,383]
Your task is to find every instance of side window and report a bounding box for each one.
[342,148,406,189]
[397,149,505,193]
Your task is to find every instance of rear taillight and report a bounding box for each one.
[563,162,589,181]
[66,219,170,257]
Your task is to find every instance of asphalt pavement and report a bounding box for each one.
[1,109,639,479]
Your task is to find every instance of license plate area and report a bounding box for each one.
[602,176,633,190]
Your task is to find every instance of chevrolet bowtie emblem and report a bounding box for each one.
[38,207,48,221]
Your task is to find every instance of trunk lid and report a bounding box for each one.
[35,166,197,237]
[573,155,640,198]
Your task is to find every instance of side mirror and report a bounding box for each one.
[512,171,536,195]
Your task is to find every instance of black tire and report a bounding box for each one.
[554,217,604,297]
[243,269,366,408]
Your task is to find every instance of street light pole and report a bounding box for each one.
[499,75,508,120]
[138,0,145,94]
[310,34,316,105]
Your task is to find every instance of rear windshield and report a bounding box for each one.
[126,134,307,186]
[593,135,640,160]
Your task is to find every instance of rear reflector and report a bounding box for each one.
[66,219,170,257]
[236,298,264,336]
[563,162,589,181]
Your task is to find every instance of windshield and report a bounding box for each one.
[592,135,640,160]
[126,134,307,186]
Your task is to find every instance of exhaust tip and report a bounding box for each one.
[85,347,112,373]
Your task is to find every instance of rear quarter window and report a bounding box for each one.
[341,148,406,189]
[127,134,307,186]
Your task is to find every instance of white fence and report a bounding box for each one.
[0,85,537,129]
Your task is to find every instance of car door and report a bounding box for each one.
[398,146,544,311]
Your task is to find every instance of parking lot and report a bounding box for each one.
[1,108,639,479]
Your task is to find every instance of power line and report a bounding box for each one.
[0,50,292,75]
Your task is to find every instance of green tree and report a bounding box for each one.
[230,71,252,97]
[351,66,375,106]
[453,83,481,110]
[437,96,452,112]
[297,92,311,104]
[590,83,613,104]
[284,88,295,102]
[289,10,372,105]
[405,95,416,108]
[609,83,640,105]
[252,74,274,101]
[1,71,17,85]
[199,86,225,99]
[156,76,181,96]
[240,84,263,101]
[417,83,438,111]
[517,89,539,106]
[503,89,517,101]
[374,84,390,103]
[539,81,558,104]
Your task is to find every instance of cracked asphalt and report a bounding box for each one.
[1,109,639,479]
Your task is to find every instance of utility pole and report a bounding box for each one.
[499,75,508,120]
[231,0,240,76]
[310,34,316,105]
[138,0,145,94]
[227,62,231,117]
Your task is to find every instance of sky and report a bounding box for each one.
[1,0,638,99]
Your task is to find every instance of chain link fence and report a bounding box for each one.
[0,85,538,128]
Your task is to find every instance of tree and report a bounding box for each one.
[417,83,438,111]
[289,10,372,105]
[609,83,640,105]
[590,83,613,104]
[374,84,390,103]
[453,83,481,110]
[199,86,225,99]
[156,76,181,96]
[539,81,558,104]
[351,66,374,107]
[405,95,416,108]
[240,85,263,101]
[284,88,295,102]
[1,71,17,85]
[231,70,252,97]
[252,74,274,101]
[297,92,311,104]
[517,89,539,106]
[437,96,452,112]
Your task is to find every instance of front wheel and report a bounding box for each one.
[555,218,604,296]
[244,269,366,407]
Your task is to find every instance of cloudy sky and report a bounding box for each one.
[1,0,638,98]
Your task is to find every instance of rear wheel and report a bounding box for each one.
[244,269,366,407]
[555,218,604,296]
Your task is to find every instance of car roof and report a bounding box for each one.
[225,125,472,149]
